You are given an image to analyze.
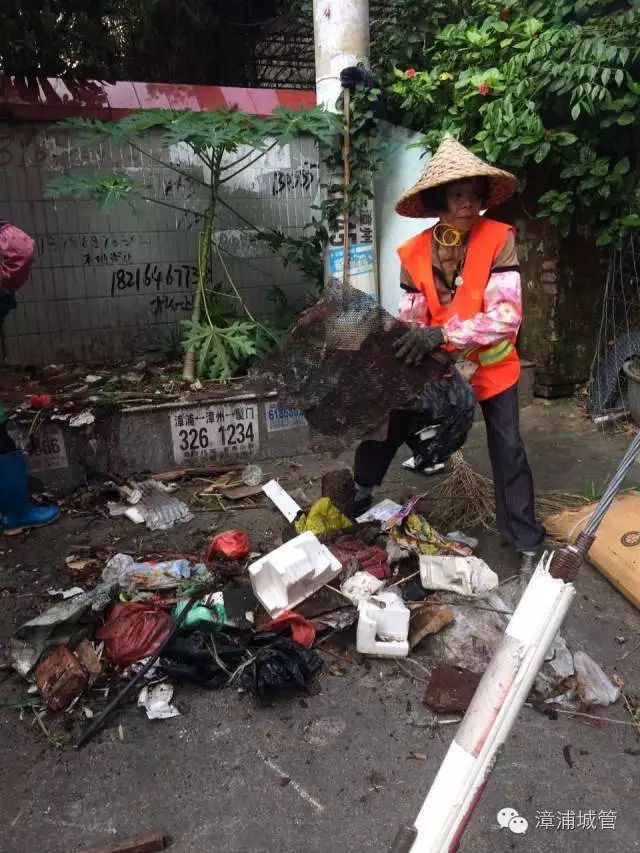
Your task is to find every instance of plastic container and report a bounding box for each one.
[623,358,640,425]
[249,531,342,617]
[356,591,410,658]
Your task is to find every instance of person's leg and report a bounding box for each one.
[0,409,60,534]
[480,384,544,562]
[353,410,416,508]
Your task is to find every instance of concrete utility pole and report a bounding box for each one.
[313,0,379,299]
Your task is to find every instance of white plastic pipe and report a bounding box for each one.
[408,553,576,852]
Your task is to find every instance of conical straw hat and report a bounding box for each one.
[395,136,517,218]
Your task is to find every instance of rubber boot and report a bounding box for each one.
[0,450,60,534]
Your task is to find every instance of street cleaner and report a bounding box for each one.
[0,218,59,533]
[353,137,544,573]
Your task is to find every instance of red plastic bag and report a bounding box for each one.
[96,602,173,666]
[261,611,319,648]
[206,530,250,561]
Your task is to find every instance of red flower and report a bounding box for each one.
[405,68,417,79]
[500,7,510,21]
[478,83,491,96]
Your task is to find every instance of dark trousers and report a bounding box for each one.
[0,422,16,454]
[354,382,544,552]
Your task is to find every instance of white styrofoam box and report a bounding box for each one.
[249,531,342,617]
[356,591,410,658]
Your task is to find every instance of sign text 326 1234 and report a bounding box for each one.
[170,404,260,465]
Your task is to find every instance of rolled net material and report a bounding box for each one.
[252,280,475,452]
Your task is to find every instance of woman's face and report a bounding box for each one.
[441,179,484,231]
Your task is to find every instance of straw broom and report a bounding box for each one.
[424,451,591,532]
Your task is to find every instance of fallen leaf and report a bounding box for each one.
[328,662,347,677]
[117,724,124,742]
[279,776,291,787]
[407,751,427,761]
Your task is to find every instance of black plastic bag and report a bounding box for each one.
[162,631,248,688]
[245,638,322,699]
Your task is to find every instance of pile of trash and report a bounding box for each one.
[5,467,622,748]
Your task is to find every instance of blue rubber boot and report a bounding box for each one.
[0,450,60,534]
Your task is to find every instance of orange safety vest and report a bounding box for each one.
[397,217,521,402]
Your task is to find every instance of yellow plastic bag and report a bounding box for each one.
[294,497,352,537]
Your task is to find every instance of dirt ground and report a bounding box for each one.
[1,399,639,853]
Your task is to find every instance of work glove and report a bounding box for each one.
[0,290,16,328]
[393,325,446,366]
[340,66,380,92]
[340,66,381,132]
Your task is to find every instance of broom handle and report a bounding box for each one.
[342,86,351,287]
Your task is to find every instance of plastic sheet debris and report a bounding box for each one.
[419,555,499,597]
[35,645,89,711]
[574,651,620,707]
[421,591,511,673]
[409,600,455,649]
[294,498,352,537]
[207,530,251,561]
[313,607,358,631]
[245,638,322,699]
[11,582,117,676]
[107,480,193,531]
[102,554,208,590]
[97,602,173,667]
[260,611,318,648]
[389,513,472,557]
[47,586,84,599]
[357,591,410,658]
[423,666,483,713]
[249,532,342,617]
[241,464,263,487]
[329,538,390,580]
[262,479,303,522]
[445,531,479,550]
[545,633,574,680]
[138,682,181,720]
[356,499,403,524]
[68,409,96,427]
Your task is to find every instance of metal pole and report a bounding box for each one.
[313,0,378,299]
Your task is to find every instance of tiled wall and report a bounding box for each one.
[0,122,319,365]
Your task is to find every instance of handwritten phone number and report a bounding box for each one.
[111,263,198,296]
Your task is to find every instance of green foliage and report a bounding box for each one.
[0,1,286,86]
[260,225,328,291]
[376,0,640,241]
[181,318,259,381]
[47,104,341,380]
[45,171,140,210]
[261,77,385,288]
